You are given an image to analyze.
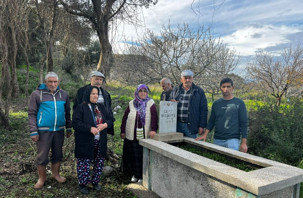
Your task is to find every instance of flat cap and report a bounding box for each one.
[181,69,194,77]
[90,71,105,78]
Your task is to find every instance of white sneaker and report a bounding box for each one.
[137,179,142,183]
[131,176,138,182]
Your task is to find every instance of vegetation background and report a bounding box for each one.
[1,1,303,197]
[1,69,303,197]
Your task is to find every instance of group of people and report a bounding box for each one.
[29,71,114,194]
[28,69,248,195]
[160,70,248,152]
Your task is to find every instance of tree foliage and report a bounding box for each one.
[60,0,158,78]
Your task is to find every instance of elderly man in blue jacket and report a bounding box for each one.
[170,69,208,138]
[28,72,72,189]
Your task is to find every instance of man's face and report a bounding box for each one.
[220,82,234,97]
[160,81,171,91]
[181,76,193,89]
[90,76,103,87]
[45,77,59,93]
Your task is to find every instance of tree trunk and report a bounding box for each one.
[0,108,10,129]
[0,45,11,129]
[96,22,113,81]
[46,41,54,72]
[276,97,281,106]
[10,23,19,97]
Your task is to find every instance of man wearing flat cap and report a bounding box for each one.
[73,71,114,135]
[170,69,208,138]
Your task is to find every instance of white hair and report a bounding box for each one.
[161,77,172,85]
[45,72,59,81]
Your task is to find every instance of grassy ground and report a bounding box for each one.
[1,82,303,197]
[0,83,154,198]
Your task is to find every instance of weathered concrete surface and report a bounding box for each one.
[127,183,160,198]
[153,132,183,142]
[140,138,303,198]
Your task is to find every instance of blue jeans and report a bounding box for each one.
[213,138,240,151]
[177,122,197,138]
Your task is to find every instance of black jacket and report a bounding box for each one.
[73,84,114,135]
[73,103,114,159]
[170,83,208,135]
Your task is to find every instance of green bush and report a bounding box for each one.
[248,99,303,166]
[17,66,39,97]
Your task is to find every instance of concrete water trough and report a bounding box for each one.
[140,133,303,198]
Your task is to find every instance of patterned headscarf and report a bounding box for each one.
[133,84,150,125]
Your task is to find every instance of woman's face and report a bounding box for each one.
[90,88,98,103]
[138,88,147,99]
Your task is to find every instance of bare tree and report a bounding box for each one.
[0,0,30,128]
[115,24,229,86]
[59,0,157,79]
[33,0,59,82]
[198,46,239,101]
[247,46,303,106]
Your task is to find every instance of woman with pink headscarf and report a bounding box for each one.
[120,84,158,183]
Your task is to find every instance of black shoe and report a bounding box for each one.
[79,185,89,195]
[93,184,101,191]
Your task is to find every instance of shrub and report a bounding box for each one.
[248,99,303,166]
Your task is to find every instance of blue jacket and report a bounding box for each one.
[28,84,72,136]
[170,83,208,135]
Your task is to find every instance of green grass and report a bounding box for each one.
[2,81,303,197]
[172,142,262,172]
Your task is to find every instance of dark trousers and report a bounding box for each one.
[122,139,143,179]
[36,131,64,166]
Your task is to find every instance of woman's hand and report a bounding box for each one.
[90,127,99,135]
[97,123,108,132]
[149,131,156,139]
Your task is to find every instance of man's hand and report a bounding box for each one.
[239,138,248,153]
[198,127,204,135]
[149,131,156,139]
[120,133,126,139]
[31,135,39,142]
[66,131,72,138]
[195,129,209,141]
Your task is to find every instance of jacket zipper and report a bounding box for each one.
[38,112,43,124]
[53,94,57,131]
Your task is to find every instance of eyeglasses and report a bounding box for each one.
[138,89,147,93]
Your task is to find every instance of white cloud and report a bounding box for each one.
[111,0,303,56]
[222,25,302,56]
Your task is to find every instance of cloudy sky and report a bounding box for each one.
[112,0,303,70]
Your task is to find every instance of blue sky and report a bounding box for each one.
[113,0,303,70]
